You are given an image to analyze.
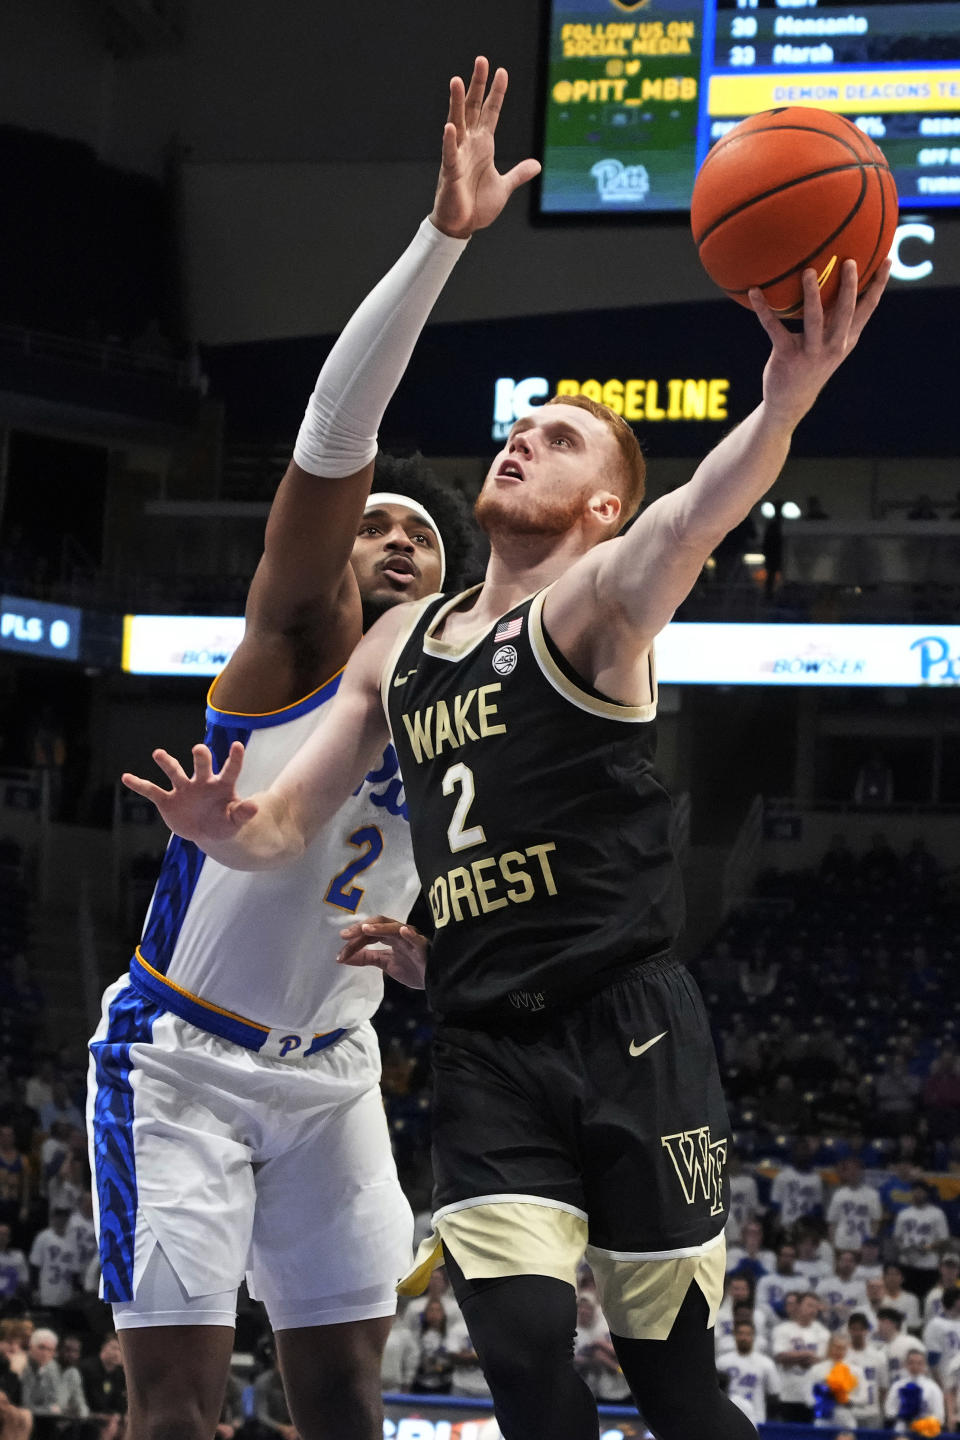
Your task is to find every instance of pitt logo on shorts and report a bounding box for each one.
[279,1034,302,1057]
[661,1127,727,1216]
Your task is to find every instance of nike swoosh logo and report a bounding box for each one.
[393,670,416,688]
[629,1030,667,1058]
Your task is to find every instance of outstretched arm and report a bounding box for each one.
[553,259,890,662]
[430,56,541,238]
[215,57,539,712]
[122,607,405,869]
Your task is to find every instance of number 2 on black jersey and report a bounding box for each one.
[442,762,486,853]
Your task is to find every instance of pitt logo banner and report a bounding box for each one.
[660,1127,727,1216]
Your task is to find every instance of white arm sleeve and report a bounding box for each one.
[293,217,468,478]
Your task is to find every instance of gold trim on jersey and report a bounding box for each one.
[397,1199,589,1297]
[135,948,272,1031]
[397,1199,725,1341]
[398,1230,445,1297]
[420,585,540,663]
[587,1231,726,1341]
[379,592,447,719]
[433,1193,589,1225]
[206,664,346,719]
[134,948,340,1045]
[528,588,657,723]
[591,1227,726,1263]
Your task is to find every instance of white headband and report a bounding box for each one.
[364,491,446,586]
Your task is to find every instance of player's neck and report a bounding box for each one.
[474,531,591,617]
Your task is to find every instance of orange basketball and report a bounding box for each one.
[690,107,898,317]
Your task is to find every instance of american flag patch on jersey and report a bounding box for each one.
[495,616,523,643]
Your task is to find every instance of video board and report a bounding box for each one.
[539,0,960,213]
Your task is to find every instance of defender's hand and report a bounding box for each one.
[749,257,891,430]
[430,56,541,239]
[338,916,428,989]
[122,741,258,847]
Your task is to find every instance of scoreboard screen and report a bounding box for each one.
[538,0,960,214]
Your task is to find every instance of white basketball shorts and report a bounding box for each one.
[87,974,413,1329]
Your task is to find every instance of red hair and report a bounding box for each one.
[545,394,646,525]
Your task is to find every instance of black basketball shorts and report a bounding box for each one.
[430,953,731,1256]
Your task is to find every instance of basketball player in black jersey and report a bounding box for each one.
[124,57,890,1440]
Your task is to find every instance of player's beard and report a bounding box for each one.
[474,483,590,541]
[360,590,407,634]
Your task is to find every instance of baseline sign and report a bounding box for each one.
[122,615,246,677]
[123,616,960,687]
[658,623,960,686]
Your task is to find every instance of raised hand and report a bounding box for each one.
[338,915,428,989]
[122,741,258,848]
[431,56,541,239]
[749,257,891,429]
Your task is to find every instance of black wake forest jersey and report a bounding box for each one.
[384,585,685,1021]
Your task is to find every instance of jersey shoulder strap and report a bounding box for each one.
[378,590,448,712]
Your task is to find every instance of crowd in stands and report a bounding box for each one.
[0,834,126,1436]
[714,1162,960,1430]
[695,833,958,1432]
[697,833,960,1166]
[374,832,960,1430]
[2,807,959,1432]
[0,1042,308,1440]
[0,839,290,1440]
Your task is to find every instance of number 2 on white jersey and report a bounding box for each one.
[324,826,384,912]
[442,762,486,853]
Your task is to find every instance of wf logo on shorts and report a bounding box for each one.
[661,1127,727,1215]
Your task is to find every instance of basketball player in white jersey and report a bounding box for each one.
[121,57,889,1440]
[85,59,533,1440]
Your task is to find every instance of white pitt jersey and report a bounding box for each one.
[135,673,419,1035]
[796,1254,833,1285]
[815,1274,869,1328]
[726,1173,761,1243]
[29,1228,80,1308]
[717,1348,780,1424]
[885,1373,945,1424]
[880,1331,926,1388]
[925,1284,960,1323]
[772,1319,830,1403]
[895,1204,950,1270]
[714,1301,771,1357]
[884,1288,922,1332]
[923,1316,960,1382]
[771,1166,824,1228]
[827,1184,882,1250]
[848,1343,889,1417]
[757,1270,805,1316]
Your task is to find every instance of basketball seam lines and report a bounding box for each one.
[724,169,868,295]
[703,120,872,174]
[723,164,895,300]
[693,111,895,307]
[857,164,896,287]
[693,161,879,248]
